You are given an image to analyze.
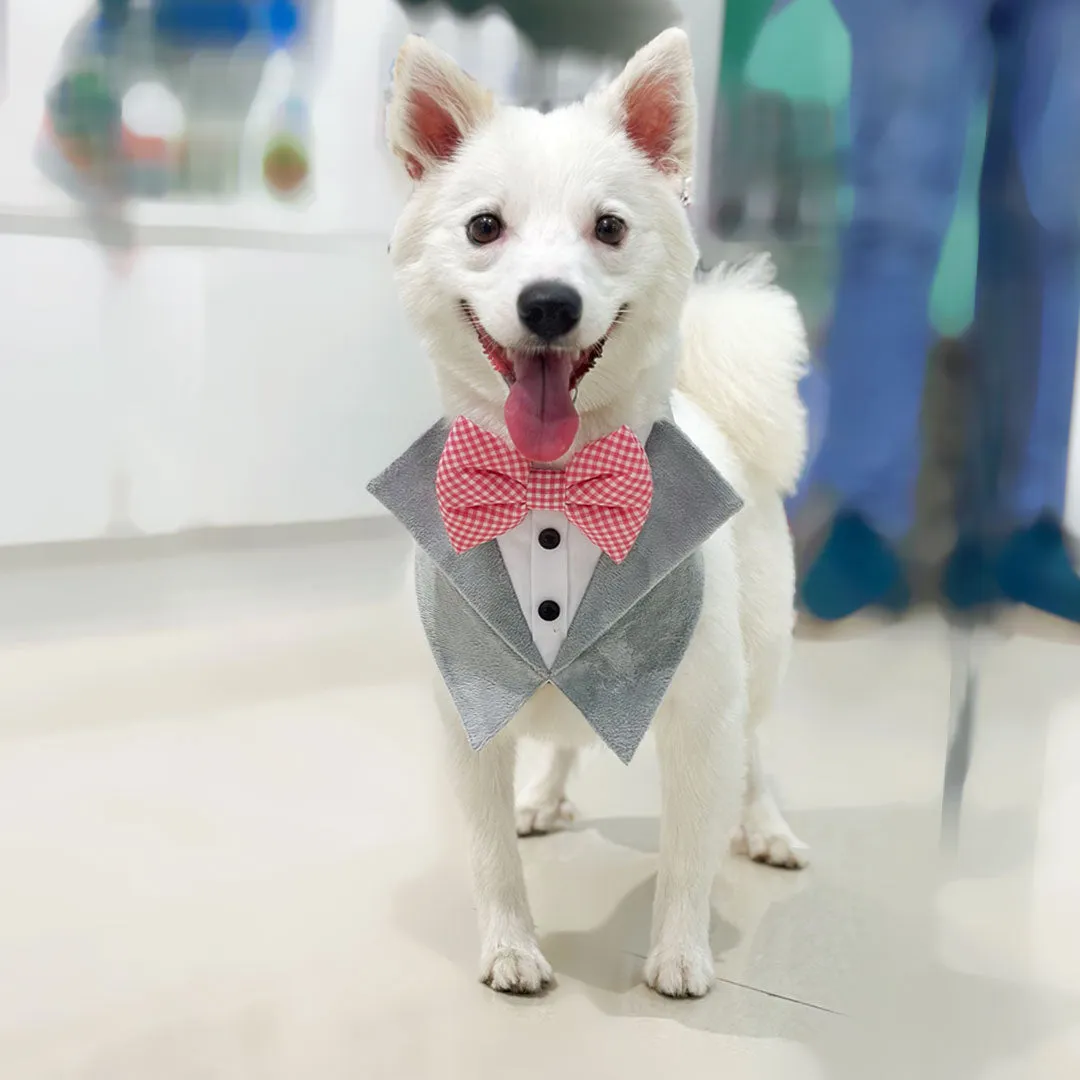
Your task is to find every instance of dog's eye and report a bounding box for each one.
[466,213,503,245]
[595,215,627,246]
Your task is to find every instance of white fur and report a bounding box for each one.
[387,29,809,999]
[679,257,810,494]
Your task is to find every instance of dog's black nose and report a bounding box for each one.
[517,281,582,341]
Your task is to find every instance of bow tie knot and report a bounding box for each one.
[435,417,653,563]
[524,468,569,513]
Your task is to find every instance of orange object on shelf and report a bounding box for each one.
[263,135,307,195]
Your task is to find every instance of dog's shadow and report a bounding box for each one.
[392,802,1080,1066]
[536,875,741,996]
[391,814,740,989]
[539,814,743,994]
[391,811,809,1029]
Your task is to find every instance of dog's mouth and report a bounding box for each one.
[461,302,620,462]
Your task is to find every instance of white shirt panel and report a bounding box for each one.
[497,512,602,668]
[495,423,653,668]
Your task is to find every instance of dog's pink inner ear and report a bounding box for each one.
[623,74,680,173]
[406,89,464,178]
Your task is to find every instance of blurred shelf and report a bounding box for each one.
[0,94,394,253]
[0,197,384,253]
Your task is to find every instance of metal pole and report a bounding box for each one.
[941,624,984,853]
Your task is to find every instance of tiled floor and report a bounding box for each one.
[0,524,1077,1079]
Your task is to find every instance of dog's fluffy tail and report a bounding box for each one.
[678,255,810,494]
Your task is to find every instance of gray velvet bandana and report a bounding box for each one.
[368,419,742,762]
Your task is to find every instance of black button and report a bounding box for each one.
[538,527,561,550]
[538,600,561,622]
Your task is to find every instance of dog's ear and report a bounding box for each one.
[601,27,695,179]
[387,35,495,181]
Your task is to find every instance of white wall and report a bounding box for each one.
[0,237,113,546]
[0,235,441,545]
[0,0,438,546]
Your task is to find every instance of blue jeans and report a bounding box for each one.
[808,0,1080,539]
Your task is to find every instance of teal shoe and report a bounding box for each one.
[996,516,1080,624]
[941,536,1002,614]
[800,511,911,621]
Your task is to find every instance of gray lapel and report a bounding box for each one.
[551,421,743,673]
[414,547,546,749]
[367,422,547,673]
[553,551,706,762]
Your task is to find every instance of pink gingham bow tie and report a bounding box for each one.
[435,416,653,563]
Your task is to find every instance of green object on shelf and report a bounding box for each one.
[744,0,850,106]
[719,0,774,93]
[50,69,119,143]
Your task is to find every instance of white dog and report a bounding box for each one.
[383,27,810,999]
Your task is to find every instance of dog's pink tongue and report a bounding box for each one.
[504,351,579,462]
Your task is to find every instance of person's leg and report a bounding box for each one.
[944,2,1032,610]
[811,0,989,538]
[1005,0,1080,528]
[801,0,991,618]
[996,0,1080,621]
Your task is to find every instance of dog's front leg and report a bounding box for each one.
[645,679,745,999]
[436,690,553,994]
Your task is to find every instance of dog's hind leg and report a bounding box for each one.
[516,744,577,837]
[731,732,809,870]
[437,689,552,994]
[726,494,809,870]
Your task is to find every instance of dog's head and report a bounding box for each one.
[387,29,698,462]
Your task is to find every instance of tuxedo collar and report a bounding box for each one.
[367,418,743,674]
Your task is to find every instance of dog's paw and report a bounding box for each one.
[515,796,576,837]
[730,821,810,870]
[644,940,715,999]
[480,939,553,995]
